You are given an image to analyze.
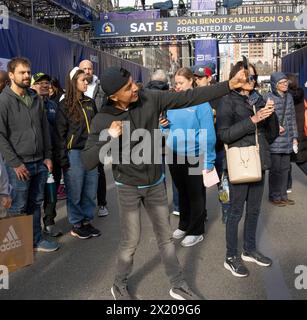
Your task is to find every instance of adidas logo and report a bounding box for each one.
[0,226,22,252]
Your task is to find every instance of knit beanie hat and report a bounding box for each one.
[101,67,131,96]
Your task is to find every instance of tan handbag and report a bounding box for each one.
[225,105,262,184]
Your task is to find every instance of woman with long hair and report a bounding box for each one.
[55,67,99,239]
[217,62,279,277]
[163,67,216,247]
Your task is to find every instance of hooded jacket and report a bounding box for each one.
[266,72,298,154]
[217,90,279,171]
[81,82,231,186]
[0,86,52,168]
[55,96,97,168]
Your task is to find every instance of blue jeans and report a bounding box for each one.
[226,176,265,257]
[6,160,48,246]
[63,150,98,226]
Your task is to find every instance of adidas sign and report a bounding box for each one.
[0,226,22,252]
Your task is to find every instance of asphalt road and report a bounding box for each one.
[1,164,307,300]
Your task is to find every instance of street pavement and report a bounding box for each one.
[1,164,307,300]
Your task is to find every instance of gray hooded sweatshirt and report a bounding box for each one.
[0,86,52,168]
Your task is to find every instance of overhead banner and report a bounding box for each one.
[194,39,218,69]
[191,0,216,11]
[50,0,98,22]
[94,13,301,38]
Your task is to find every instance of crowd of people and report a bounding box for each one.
[0,56,306,300]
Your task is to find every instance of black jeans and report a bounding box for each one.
[226,176,265,257]
[43,161,62,227]
[97,163,107,207]
[114,182,185,288]
[168,155,206,236]
[269,153,291,201]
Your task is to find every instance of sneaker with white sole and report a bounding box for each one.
[98,206,109,217]
[34,239,59,252]
[172,211,180,216]
[241,251,272,267]
[170,283,201,300]
[224,256,249,277]
[173,228,186,239]
[181,235,204,247]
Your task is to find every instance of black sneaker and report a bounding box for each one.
[169,283,201,300]
[224,256,249,277]
[82,223,101,237]
[71,225,92,239]
[241,251,272,267]
[111,284,133,300]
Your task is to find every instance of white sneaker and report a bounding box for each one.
[286,189,292,194]
[173,229,186,239]
[181,235,204,247]
[172,211,180,216]
[98,206,109,217]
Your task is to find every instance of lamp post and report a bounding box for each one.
[272,47,281,72]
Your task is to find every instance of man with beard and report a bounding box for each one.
[0,57,59,252]
[79,59,108,218]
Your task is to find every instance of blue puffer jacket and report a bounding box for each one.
[266,72,298,154]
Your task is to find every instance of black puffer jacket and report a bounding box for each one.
[290,87,307,163]
[266,72,298,154]
[217,90,279,171]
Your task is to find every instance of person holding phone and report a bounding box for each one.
[267,72,298,206]
[216,62,279,277]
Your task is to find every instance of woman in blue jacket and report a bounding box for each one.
[163,67,216,247]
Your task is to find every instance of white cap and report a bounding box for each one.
[69,67,80,80]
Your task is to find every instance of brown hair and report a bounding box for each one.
[7,57,31,73]
[229,61,258,88]
[64,69,85,122]
[175,67,195,87]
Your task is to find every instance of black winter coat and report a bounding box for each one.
[216,90,279,171]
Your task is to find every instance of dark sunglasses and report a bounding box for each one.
[248,75,258,82]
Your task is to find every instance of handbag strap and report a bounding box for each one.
[253,105,259,148]
[225,105,259,150]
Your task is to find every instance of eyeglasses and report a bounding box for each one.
[248,75,258,82]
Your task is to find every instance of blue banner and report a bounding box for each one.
[50,0,98,22]
[194,39,218,74]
